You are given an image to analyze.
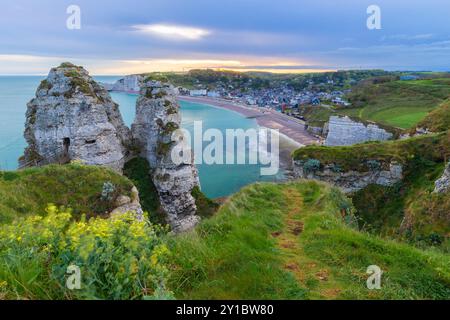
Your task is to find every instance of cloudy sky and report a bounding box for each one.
[0,0,449,74]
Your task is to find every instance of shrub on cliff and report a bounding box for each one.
[0,206,172,300]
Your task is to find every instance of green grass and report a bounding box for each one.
[0,163,134,224]
[298,106,336,128]
[371,109,428,129]
[344,79,450,129]
[168,181,450,299]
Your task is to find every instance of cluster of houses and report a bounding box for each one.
[180,86,351,110]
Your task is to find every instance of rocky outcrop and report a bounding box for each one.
[132,79,200,232]
[325,116,393,146]
[20,63,131,172]
[110,186,144,220]
[101,75,143,93]
[293,160,403,193]
[434,162,450,193]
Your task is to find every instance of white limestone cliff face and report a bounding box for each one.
[293,160,403,193]
[434,162,450,193]
[20,63,132,172]
[325,116,393,146]
[132,79,200,232]
[101,75,143,93]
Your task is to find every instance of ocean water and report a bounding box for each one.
[0,76,281,198]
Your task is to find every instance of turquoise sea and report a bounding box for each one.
[0,76,282,198]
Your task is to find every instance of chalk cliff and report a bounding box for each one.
[293,160,403,193]
[132,79,200,232]
[101,75,143,93]
[325,116,393,146]
[20,63,132,172]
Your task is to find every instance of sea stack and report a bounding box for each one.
[20,62,131,172]
[132,78,200,232]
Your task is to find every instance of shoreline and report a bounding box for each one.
[178,96,321,175]
[178,96,321,148]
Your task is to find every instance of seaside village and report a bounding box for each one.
[104,73,352,121]
[179,82,352,117]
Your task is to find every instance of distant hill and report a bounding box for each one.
[140,69,394,91]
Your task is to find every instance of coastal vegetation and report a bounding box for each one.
[343,78,450,129]
[0,174,448,300]
[0,208,172,300]
[123,158,163,224]
[293,132,450,171]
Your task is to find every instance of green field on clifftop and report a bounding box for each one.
[343,78,450,129]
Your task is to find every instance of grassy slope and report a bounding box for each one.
[343,79,450,129]
[168,181,450,300]
[298,106,336,128]
[293,132,450,247]
[0,164,134,224]
[416,99,450,133]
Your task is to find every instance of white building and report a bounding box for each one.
[190,89,207,97]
